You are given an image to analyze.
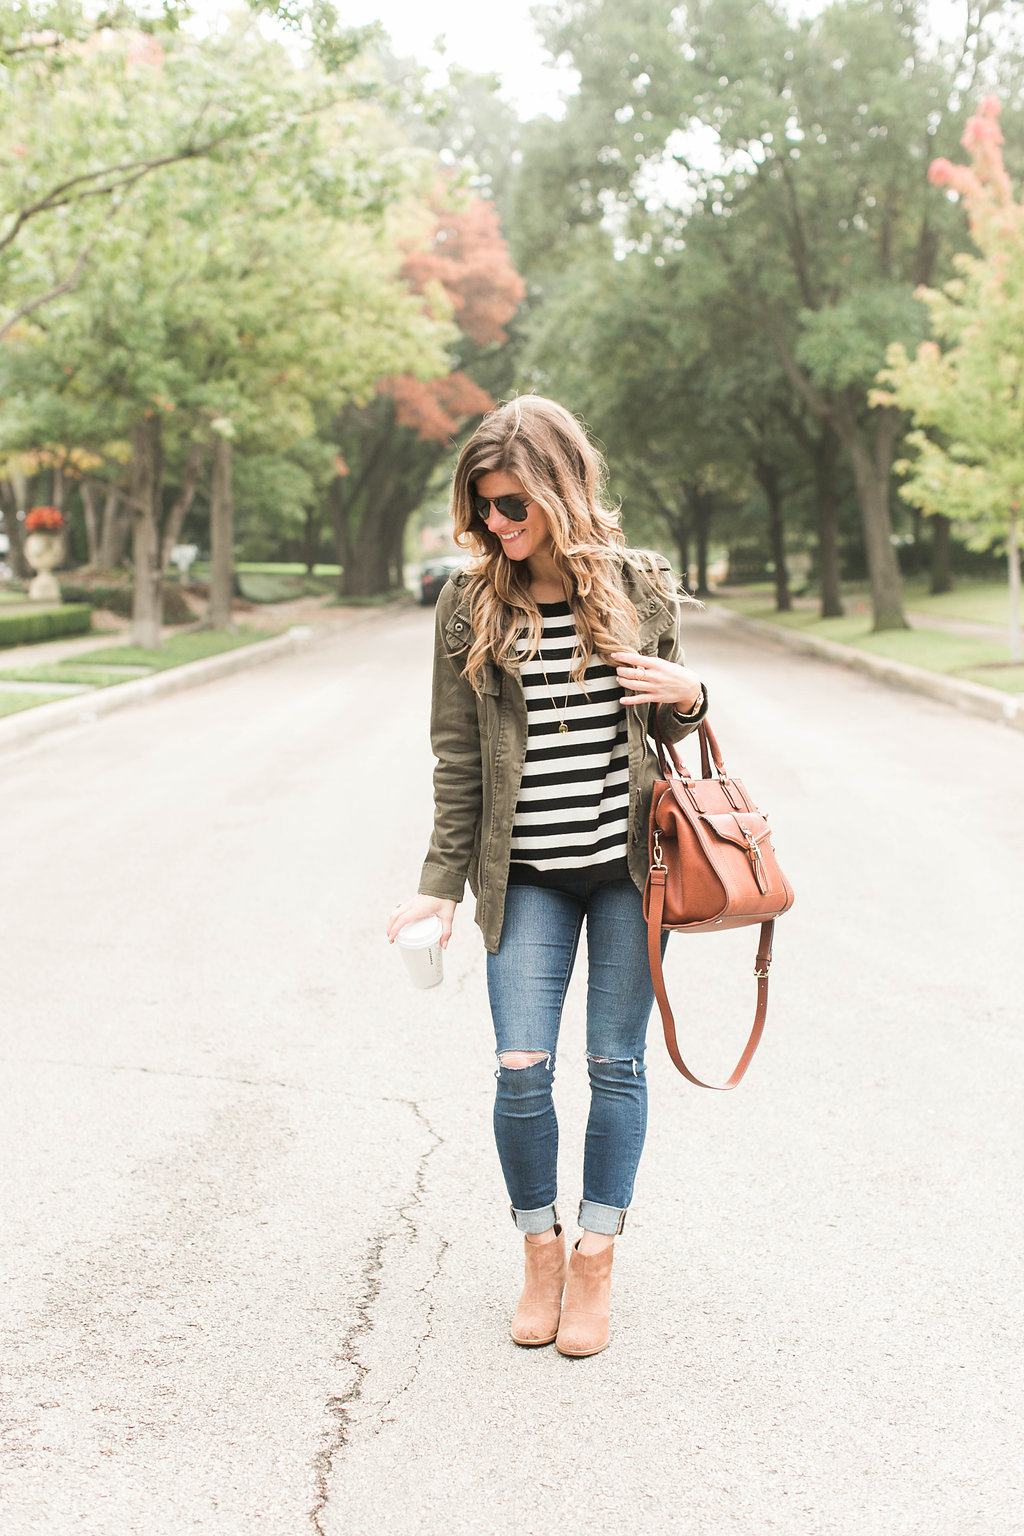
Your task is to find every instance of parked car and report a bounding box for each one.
[418,555,468,605]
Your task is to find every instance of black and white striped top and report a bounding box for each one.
[509,603,630,881]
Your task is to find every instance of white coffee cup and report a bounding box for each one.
[396,914,444,989]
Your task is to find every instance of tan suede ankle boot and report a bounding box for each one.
[510,1224,567,1347]
[555,1238,613,1357]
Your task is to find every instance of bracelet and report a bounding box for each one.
[672,684,706,721]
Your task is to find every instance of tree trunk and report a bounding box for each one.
[813,428,844,618]
[773,337,905,629]
[340,523,394,597]
[337,461,407,599]
[833,402,907,631]
[81,482,100,565]
[302,503,323,575]
[160,442,205,574]
[756,461,791,613]
[52,464,65,511]
[382,498,408,593]
[909,507,924,576]
[332,402,398,598]
[207,436,234,629]
[330,476,353,591]
[675,523,691,591]
[129,416,164,650]
[691,493,713,598]
[930,514,954,595]
[0,480,17,576]
[98,487,129,569]
[1008,505,1021,665]
[1,483,24,578]
[6,465,30,578]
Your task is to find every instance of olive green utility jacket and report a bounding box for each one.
[417,557,708,953]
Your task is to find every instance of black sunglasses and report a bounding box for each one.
[472,493,531,523]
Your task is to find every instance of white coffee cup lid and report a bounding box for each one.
[397,914,443,949]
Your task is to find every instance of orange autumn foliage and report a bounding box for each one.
[399,197,526,347]
[383,372,494,442]
[379,197,526,443]
[928,96,1020,248]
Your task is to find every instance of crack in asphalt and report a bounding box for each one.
[309,1100,446,1535]
[373,1103,451,1430]
[309,1230,388,1536]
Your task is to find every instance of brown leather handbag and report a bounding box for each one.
[644,715,795,1090]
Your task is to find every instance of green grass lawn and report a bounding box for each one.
[80,628,272,671]
[238,572,335,602]
[727,577,1012,628]
[957,663,1024,692]
[236,562,340,576]
[0,690,69,716]
[0,663,151,687]
[0,629,276,720]
[900,578,1013,626]
[187,563,337,603]
[723,595,1023,692]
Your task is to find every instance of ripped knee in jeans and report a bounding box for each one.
[498,1051,550,1071]
[586,1052,642,1077]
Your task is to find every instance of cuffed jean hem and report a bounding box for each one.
[578,1199,627,1236]
[510,1201,559,1235]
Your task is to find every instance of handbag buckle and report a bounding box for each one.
[652,830,664,869]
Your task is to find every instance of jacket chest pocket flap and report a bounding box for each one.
[445,621,501,707]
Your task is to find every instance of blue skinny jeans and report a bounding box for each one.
[486,877,667,1237]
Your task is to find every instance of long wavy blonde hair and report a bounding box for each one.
[452,396,673,691]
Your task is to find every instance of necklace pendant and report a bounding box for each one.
[559,721,569,734]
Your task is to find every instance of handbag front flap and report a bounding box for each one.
[662,776,792,910]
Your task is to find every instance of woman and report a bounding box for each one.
[386,397,707,1357]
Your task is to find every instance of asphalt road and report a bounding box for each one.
[1,604,1021,1536]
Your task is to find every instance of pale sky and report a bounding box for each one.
[339,0,971,123]
[339,0,578,118]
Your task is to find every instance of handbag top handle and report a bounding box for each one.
[650,712,726,782]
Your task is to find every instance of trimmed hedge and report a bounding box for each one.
[0,605,92,648]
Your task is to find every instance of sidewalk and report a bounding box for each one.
[904,609,1009,641]
[0,628,136,669]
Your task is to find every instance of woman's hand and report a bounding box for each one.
[611,649,703,713]
[386,895,457,950]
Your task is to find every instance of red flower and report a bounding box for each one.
[25,506,64,532]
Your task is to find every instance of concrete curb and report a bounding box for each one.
[0,625,316,752]
[714,607,1024,733]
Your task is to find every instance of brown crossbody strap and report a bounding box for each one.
[647,867,774,1092]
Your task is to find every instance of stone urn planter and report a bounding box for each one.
[24,507,64,602]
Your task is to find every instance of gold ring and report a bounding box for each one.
[637,667,646,679]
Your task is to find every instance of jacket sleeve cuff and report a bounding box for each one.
[658,683,708,743]
[418,862,467,903]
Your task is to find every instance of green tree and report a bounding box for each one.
[521,247,752,590]
[331,192,525,597]
[0,20,457,642]
[876,96,1024,660]
[526,0,1024,628]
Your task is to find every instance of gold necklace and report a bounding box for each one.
[537,640,578,734]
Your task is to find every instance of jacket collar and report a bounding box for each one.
[443,558,673,652]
